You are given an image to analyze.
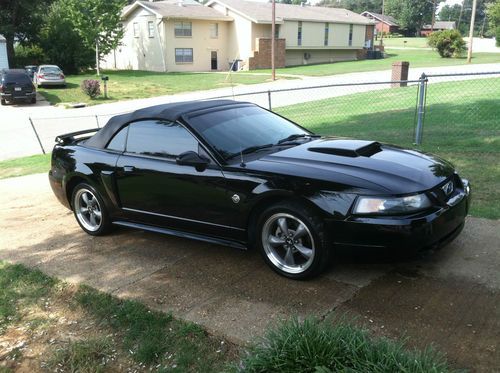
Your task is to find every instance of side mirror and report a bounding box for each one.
[176,151,209,172]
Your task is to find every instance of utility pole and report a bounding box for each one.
[380,0,385,46]
[457,0,465,30]
[467,0,478,63]
[271,0,276,81]
[431,0,437,33]
[96,40,100,76]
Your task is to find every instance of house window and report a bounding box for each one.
[175,48,193,63]
[324,23,329,46]
[175,22,192,37]
[210,23,218,38]
[348,24,353,46]
[133,22,139,38]
[297,21,302,46]
[148,21,155,38]
[274,24,280,39]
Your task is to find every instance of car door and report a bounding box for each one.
[113,119,244,240]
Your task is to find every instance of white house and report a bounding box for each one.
[101,0,374,72]
[0,35,9,70]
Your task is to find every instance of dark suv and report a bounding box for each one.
[0,69,37,105]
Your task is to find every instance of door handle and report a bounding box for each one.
[123,165,135,172]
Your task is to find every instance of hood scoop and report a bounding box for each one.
[308,140,382,158]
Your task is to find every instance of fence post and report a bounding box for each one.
[267,90,272,111]
[414,73,427,145]
[28,117,46,154]
[95,115,100,128]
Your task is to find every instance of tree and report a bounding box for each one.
[439,4,463,22]
[316,0,383,14]
[62,0,126,74]
[0,0,53,66]
[384,0,443,35]
[486,0,500,45]
[39,1,95,74]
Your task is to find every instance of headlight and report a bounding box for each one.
[353,193,432,215]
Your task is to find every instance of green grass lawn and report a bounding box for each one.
[276,78,500,219]
[251,50,500,76]
[0,153,51,179]
[383,37,430,48]
[38,70,287,106]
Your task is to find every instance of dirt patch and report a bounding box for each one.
[0,285,144,372]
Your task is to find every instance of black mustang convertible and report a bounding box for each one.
[49,100,470,279]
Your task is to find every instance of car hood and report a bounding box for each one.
[243,138,455,194]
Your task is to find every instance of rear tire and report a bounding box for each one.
[71,183,112,236]
[1,99,5,106]
[31,97,36,104]
[256,201,331,280]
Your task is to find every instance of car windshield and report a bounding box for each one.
[188,105,311,160]
[41,67,61,74]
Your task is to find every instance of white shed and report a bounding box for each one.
[0,35,9,69]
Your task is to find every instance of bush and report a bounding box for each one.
[13,44,46,68]
[81,80,101,99]
[496,28,500,47]
[427,30,466,58]
[235,317,455,373]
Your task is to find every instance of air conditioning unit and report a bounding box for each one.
[303,52,311,60]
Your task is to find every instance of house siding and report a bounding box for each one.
[0,37,9,70]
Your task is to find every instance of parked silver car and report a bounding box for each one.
[34,65,66,87]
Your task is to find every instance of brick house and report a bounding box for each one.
[360,11,399,36]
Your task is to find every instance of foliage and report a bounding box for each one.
[439,0,495,36]
[0,0,54,65]
[487,0,500,45]
[385,0,444,35]
[81,79,101,99]
[39,1,94,74]
[427,29,466,57]
[12,45,46,67]
[315,0,383,14]
[235,317,454,373]
[61,0,126,70]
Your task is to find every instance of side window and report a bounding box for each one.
[106,126,129,152]
[126,120,198,158]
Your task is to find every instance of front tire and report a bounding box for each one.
[256,202,331,280]
[71,183,111,236]
[1,98,6,105]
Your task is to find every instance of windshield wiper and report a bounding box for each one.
[277,133,320,144]
[226,143,275,160]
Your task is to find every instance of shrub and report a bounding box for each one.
[13,44,46,68]
[235,317,455,372]
[427,30,466,58]
[496,28,500,47]
[81,80,101,99]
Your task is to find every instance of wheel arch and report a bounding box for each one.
[64,174,92,208]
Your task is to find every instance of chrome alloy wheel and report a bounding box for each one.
[74,188,102,232]
[261,213,315,274]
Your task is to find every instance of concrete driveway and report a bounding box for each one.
[0,173,499,371]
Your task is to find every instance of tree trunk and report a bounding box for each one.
[96,40,100,76]
[6,35,15,67]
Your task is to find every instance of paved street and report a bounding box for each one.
[0,173,499,371]
[1,63,499,161]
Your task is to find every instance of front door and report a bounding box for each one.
[113,119,243,240]
[211,51,218,70]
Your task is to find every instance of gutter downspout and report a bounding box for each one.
[156,18,167,72]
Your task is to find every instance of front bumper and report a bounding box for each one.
[330,185,470,251]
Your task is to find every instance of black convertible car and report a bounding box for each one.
[49,100,470,279]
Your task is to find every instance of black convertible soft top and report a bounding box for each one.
[85,99,249,149]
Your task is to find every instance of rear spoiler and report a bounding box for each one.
[55,128,100,145]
